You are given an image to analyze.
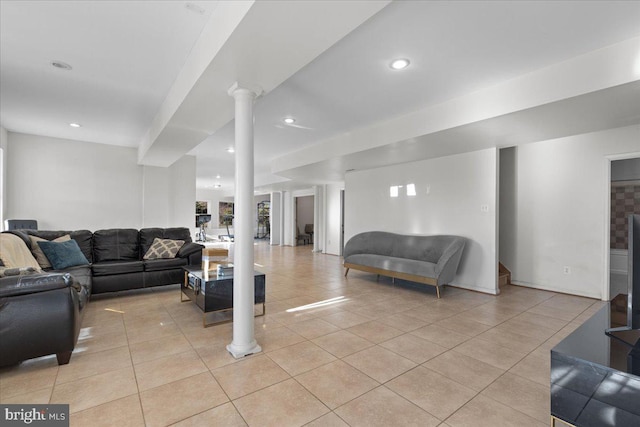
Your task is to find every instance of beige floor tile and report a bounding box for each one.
[56,346,132,385]
[475,327,544,354]
[423,351,505,392]
[69,394,144,427]
[311,330,374,358]
[0,357,59,400]
[410,325,471,349]
[508,351,550,387]
[74,330,128,355]
[267,341,336,376]
[526,303,579,322]
[194,343,241,370]
[334,386,440,427]
[140,372,228,427]
[304,412,349,427]
[78,319,126,337]
[403,305,458,323]
[320,311,373,329]
[296,360,379,409]
[387,366,477,420]
[129,334,192,365]
[343,345,417,383]
[171,402,247,427]
[512,311,569,332]
[125,321,182,345]
[233,378,329,427]
[346,320,404,343]
[452,337,527,370]
[212,355,290,400]
[379,333,447,364]
[255,326,307,352]
[434,315,493,337]
[462,305,521,326]
[494,317,558,341]
[446,394,546,427]
[481,372,550,422]
[0,386,52,404]
[285,318,341,339]
[134,349,207,391]
[377,313,428,332]
[50,366,138,414]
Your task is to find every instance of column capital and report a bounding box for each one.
[228,81,263,98]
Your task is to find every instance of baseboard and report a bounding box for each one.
[510,280,601,300]
[447,283,498,296]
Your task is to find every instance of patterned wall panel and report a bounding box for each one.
[611,181,640,249]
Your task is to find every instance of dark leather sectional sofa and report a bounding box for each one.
[0,227,203,367]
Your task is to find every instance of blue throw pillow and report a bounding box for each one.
[37,239,89,270]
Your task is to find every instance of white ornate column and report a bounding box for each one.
[227,82,262,358]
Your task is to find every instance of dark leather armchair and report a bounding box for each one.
[0,273,86,366]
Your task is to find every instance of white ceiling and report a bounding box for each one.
[2,1,640,196]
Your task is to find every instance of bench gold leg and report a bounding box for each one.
[436,285,441,299]
[344,268,350,277]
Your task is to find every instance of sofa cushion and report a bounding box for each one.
[140,228,192,256]
[19,230,93,263]
[143,238,185,260]
[37,240,90,270]
[29,234,71,268]
[0,233,42,271]
[93,229,140,262]
[144,257,188,272]
[92,260,144,276]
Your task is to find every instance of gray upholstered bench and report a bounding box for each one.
[343,231,465,298]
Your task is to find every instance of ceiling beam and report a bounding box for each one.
[138,0,390,167]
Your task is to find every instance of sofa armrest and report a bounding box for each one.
[177,242,204,266]
[435,239,466,285]
[0,273,78,298]
[178,242,204,258]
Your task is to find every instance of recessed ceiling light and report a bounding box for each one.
[69,123,81,128]
[390,58,410,70]
[226,147,235,153]
[51,60,72,70]
[216,175,221,179]
[283,117,295,125]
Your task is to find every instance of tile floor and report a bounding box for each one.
[0,242,603,426]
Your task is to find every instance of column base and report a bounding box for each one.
[226,341,262,359]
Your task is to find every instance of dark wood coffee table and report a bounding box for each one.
[181,266,266,327]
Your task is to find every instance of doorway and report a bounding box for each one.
[295,195,314,246]
[608,156,640,300]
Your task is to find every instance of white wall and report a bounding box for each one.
[169,155,197,232]
[345,148,498,294]
[7,132,196,231]
[7,133,143,230]
[0,127,7,230]
[502,125,640,299]
[143,165,171,227]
